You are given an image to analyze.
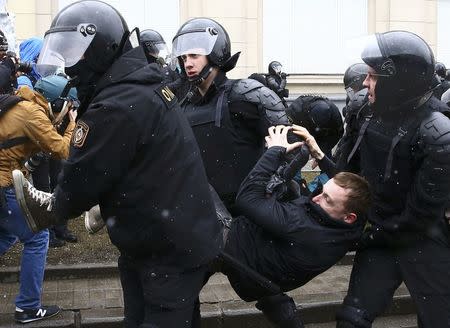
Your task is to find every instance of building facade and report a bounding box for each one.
[5,0,449,98]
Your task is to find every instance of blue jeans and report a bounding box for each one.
[0,187,49,309]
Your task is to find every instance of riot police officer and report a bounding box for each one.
[285,95,344,192]
[332,31,450,328]
[14,1,221,327]
[172,17,287,214]
[342,62,368,117]
[140,28,189,100]
[266,61,289,104]
[139,28,169,65]
[433,61,450,99]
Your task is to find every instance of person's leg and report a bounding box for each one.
[49,159,77,243]
[336,247,403,328]
[31,158,50,192]
[118,254,145,328]
[0,213,19,255]
[256,293,304,328]
[399,238,450,328]
[48,226,65,247]
[2,188,49,309]
[138,262,208,328]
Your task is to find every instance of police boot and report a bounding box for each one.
[12,169,59,233]
[84,205,105,234]
[256,294,305,328]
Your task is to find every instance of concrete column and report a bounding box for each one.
[369,0,437,52]
[7,0,53,44]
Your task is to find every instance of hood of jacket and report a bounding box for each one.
[0,94,22,116]
[19,37,43,82]
[94,45,164,95]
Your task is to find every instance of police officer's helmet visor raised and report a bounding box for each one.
[145,40,169,58]
[172,28,219,57]
[36,24,96,77]
[270,62,282,74]
[360,34,396,77]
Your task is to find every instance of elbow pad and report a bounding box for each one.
[230,79,288,125]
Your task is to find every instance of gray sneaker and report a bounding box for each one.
[84,205,105,234]
[12,169,58,233]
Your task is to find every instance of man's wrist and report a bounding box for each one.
[315,150,325,160]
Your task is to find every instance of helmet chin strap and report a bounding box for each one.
[188,64,213,87]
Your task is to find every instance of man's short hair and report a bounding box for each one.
[333,172,371,217]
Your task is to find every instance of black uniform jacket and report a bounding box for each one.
[331,96,450,245]
[54,46,222,269]
[224,146,363,301]
[181,72,274,211]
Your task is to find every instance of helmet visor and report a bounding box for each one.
[361,34,395,77]
[271,63,282,74]
[172,29,218,57]
[36,24,96,77]
[149,42,170,61]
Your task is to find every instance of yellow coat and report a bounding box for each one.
[0,86,75,187]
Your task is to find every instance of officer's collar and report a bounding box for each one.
[191,71,228,105]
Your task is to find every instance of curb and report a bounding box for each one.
[0,253,356,283]
[0,294,414,328]
[0,262,118,283]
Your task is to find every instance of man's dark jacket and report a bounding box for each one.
[54,46,222,269]
[223,146,364,301]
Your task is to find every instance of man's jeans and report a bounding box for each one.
[0,187,49,309]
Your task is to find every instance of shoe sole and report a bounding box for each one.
[84,205,104,234]
[12,170,39,233]
[16,309,61,323]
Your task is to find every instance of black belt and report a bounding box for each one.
[0,136,28,150]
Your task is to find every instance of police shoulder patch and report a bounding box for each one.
[154,85,177,110]
[71,120,90,148]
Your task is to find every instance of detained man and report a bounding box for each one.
[220,125,371,327]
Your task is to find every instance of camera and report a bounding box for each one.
[24,152,47,172]
[4,51,33,74]
[16,61,33,74]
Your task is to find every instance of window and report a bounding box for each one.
[263,0,368,74]
[437,0,450,66]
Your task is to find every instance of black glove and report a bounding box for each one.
[357,224,393,250]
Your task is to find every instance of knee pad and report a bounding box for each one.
[336,305,372,328]
[256,295,304,328]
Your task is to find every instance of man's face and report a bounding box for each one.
[312,178,351,222]
[363,67,378,104]
[181,54,208,79]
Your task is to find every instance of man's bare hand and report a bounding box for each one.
[291,125,325,160]
[68,108,77,122]
[265,125,303,153]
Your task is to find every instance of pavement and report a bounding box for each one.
[0,257,418,328]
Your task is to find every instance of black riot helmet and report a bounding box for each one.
[435,62,447,79]
[286,95,344,157]
[268,61,282,76]
[344,63,368,93]
[140,29,169,63]
[361,31,435,108]
[36,0,129,77]
[172,17,240,83]
[442,89,450,106]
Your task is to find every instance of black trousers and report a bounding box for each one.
[118,254,207,328]
[341,237,450,327]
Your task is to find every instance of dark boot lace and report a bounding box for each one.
[25,181,53,211]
